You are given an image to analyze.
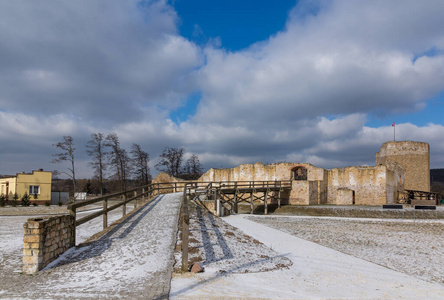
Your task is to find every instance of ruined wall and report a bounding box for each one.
[200,162,327,205]
[23,215,75,274]
[327,166,388,205]
[385,162,405,204]
[320,170,329,204]
[290,181,310,205]
[199,162,294,182]
[336,188,354,205]
[309,181,319,205]
[376,141,430,192]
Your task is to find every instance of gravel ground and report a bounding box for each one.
[173,204,292,275]
[0,205,69,216]
[248,215,444,285]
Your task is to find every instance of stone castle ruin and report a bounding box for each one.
[199,141,431,206]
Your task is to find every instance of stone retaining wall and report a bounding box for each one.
[23,215,75,274]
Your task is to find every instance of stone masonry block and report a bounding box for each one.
[23,255,38,265]
[31,228,44,235]
[23,264,39,275]
[24,235,41,243]
[30,242,42,249]
[27,222,42,229]
[23,249,33,256]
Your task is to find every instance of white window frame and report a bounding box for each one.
[29,185,40,195]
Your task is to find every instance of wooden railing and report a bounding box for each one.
[67,182,192,245]
[180,180,292,271]
[67,179,292,271]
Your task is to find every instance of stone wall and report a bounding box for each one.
[336,188,354,205]
[376,141,430,192]
[197,153,410,206]
[23,215,75,274]
[200,162,328,205]
[385,162,405,204]
[327,166,389,205]
[290,181,310,205]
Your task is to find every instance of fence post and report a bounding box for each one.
[123,191,127,217]
[103,197,108,230]
[264,189,268,215]
[234,182,238,213]
[181,184,189,272]
[250,192,254,214]
[134,190,138,209]
[68,204,76,246]
[142,188,145,202]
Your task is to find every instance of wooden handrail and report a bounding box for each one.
[68,179,292,246]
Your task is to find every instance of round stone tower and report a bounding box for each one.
[375,141,430,192]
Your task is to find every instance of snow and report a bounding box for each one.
[171,214,444,299]
[0,193,182,299]
[173,205,292,275]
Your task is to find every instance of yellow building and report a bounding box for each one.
[0,169,52,203]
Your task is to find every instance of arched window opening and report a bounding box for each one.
[292,166,307,181]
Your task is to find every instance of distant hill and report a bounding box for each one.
[431,169,444,184]
[431,169,444,194]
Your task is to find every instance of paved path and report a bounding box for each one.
[171,214,444,299]
[0,193,182,299]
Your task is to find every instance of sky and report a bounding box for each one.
[1,0,444,179]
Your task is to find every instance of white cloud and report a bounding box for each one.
[1,1,444,177]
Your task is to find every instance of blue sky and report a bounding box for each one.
[1,0,444,178]
[171,0,444,135]
[173,0,297,51]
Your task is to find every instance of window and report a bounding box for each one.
[29,185,40,195]
[292,166,308,181]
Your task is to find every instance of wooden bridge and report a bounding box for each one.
[404,189,443,205]
[184,180,292,216]
[65,180,291,272]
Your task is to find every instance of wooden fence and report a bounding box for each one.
[68,180,292,272]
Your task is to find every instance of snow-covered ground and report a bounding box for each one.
[250,215,444,285]
[173,205,292,274]
[0,206,124,275]
[171,214,444,299]
[0,193,182,299]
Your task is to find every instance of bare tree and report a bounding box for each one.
[86,133,108,196]
[155,147,184,177]
[130,143,151,185]
[105,133,131,192]
[52,136,77,200]
[182,154,203,180]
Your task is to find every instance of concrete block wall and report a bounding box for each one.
[23,215,75,275]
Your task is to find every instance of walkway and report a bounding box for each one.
[171,214,444,299]
[0,193,182,299]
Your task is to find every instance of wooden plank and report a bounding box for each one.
[181,185,189,272]
[250,191,254,214]
[69,206,76,246]
[103,198,108,229]
[264,189,268,215]
[76,209,107,226]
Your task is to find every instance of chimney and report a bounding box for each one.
[38,169,43,172]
